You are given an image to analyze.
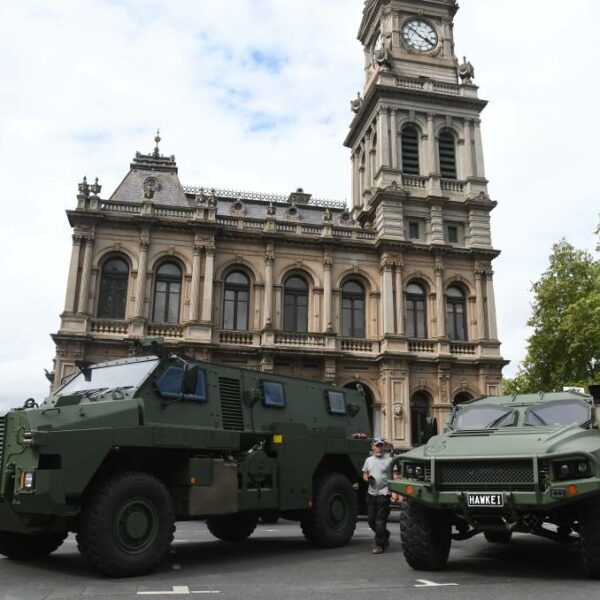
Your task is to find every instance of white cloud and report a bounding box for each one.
[0,0,598,407]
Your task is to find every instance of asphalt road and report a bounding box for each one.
[0,516,598,600]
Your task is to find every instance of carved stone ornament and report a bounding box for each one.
[350,91,364,114]
[373,33,392,69]
[266,201,276,217]
[458,56,475,84]
[230,199,247,217]
[143,176,161,200]
[323,208,332,223]
[285,205,302,221]
[78,176,90,198]
[393,405,404,419]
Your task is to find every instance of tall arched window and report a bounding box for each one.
[446,286,467,341]
[98,257,129,319]
[342,280,366,338]
[438,129,457,179]
[453,392,473,406]
[152,262,182,324]
[401,125,420,175]
[283,275,308,333]
[411,392,432,447]
[223,271,250,331]
[406,282,427,339]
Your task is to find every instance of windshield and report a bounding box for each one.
[451,404,517,431]
[524,399,591,427]
[55,359,160,397]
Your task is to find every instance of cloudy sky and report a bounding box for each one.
[0,0,598,408]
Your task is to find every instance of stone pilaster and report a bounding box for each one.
[377,109,390,171]
[133,238,149,319]
[435,260,446,338]
[64,234,83,313]
[486,269,499,340]
[323,252,333,333]
[390,109,398,169]
[77,235,95,315]
[475,268,487,340]
[381,260,394,335]
[463,118,474,179]
[263,244,274,330]
[189,243,203,322]
[394,261,404,335]
[474,118,486,178]
[201,243,215,323]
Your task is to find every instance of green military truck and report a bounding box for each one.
[0,354,371,576]
[390,387,600,579]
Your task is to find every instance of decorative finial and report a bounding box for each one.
[153,128,161,157]
[458,56,475,84]
[351,91,364,114]
[90,177,102,197]
[78,176,90,198]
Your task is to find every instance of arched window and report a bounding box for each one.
[401,125,420,175]
[283,275,308,333]
[223,271,250,331]
[411,392,431,446]
[152,262,182,324]
[406,282,427,339]
[454,392,473,406]
[342,280,366,338]
[98,257,129,319]
[446,286,467,341]
[438,129,457,179]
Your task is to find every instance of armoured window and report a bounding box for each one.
[223,271,250,331]
[328,391,347,415]
[283,276,308,333]
[524,399,591,428]
[152,262,182,324]
[155,365,207,402]
[341,280,366,338]
[438,129,457,179]
[263,381,286,408]
[401,125,420,175]
[446,286,467,341]
[406,282,427,339]
[98,258,129,319]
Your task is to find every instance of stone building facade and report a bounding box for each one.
[51,0,506,449]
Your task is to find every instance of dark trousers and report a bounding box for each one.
[367,494,391,547]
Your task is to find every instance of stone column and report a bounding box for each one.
[189,244,202,322]
[394,262,404,335]
[351,154,359,209]
[77,236,94,315]
[474,119,486,178]
[390,109,398,169]
[486,269,499,340]
[381,261,394,335]
[64,234,83,313]
[463,118,474,179]
[133,239,149,319]
[263,245,274,330]
[435,262,446,338]
[377,109,390,171]
[323,254,333,333]
[426,113,436,175]
[201,244,215,322]
[364,134,372,191]
[475,269,486,340]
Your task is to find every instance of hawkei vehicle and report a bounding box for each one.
[390,387,600,579]
[0,353,371,576]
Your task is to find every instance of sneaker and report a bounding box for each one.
[372,545,384,555]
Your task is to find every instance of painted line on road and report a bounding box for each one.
[138,586,220,595]
[415,579,458,588]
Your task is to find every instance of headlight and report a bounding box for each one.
[402,462,428,481]
[553,459,592,481]
[18,470,35,493]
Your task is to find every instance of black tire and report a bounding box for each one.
[301,472,357,548]
[399,500,451,571]
[76,471,175,577]
[579,498,600,579]
[0,531,66,560]
[259,512,280,525]
[484,530,512,544]
[206,514,258,541]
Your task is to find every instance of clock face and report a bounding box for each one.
[402,20,438,53]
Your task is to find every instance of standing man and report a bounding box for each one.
[362,437,397,554]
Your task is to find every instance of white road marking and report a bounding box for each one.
[138,586,220,596]
[415,579,458,588]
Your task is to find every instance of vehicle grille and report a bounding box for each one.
[436,460,535,491]
[0,415,5,469]
[218,378,245,431]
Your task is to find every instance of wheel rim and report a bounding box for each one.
[326,493,348,529]
[113,497,159,555]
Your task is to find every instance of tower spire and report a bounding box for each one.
[153,129,161,158]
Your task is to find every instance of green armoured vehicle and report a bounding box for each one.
[0,354,371,576]
[390,387,600,579]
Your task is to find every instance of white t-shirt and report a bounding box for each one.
[362,454,393,496]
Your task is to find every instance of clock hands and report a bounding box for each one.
[407,24,435,48]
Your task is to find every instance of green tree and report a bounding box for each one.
[505,240,600,393]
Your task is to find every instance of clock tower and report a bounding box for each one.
[345,0,505,437]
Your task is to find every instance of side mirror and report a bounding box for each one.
[182,363,200,395]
